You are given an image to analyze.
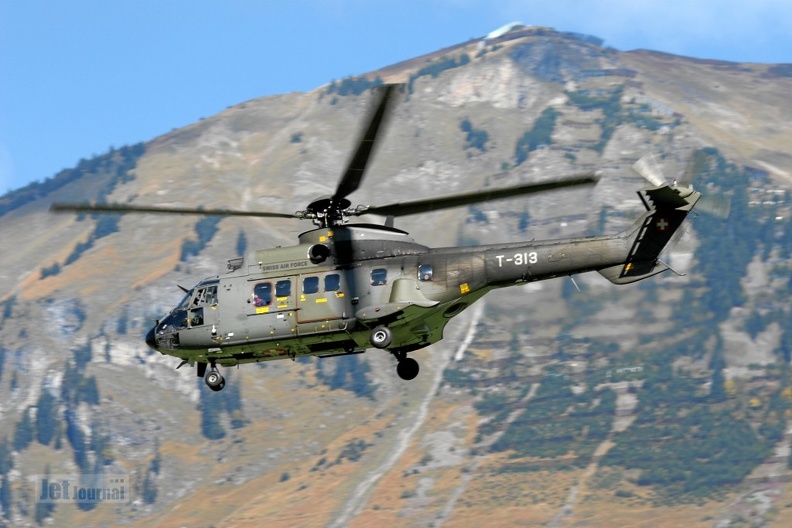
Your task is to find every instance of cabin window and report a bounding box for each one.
[253,283,272,306]
[371,268,387,286]
[303,276,320,294]
[418,264,433,282]
[275,280,291,298]
[325,273,341,292]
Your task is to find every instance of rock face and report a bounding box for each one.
[1,27,791,527]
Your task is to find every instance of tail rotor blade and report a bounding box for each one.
[632,154,667,187]
[695,194,731,219]
[678,152,700,187]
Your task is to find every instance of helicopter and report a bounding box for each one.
[51,84,725,392]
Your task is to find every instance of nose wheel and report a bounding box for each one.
[204,362,225,392]
[369,326,393,349]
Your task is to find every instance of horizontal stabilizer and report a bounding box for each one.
[598,261,670,284]
[642,185,697,211]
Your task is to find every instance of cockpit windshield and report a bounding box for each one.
[155,289,193,333]
[157,309,187,333]
[175,290,194,311]
[156,281,219,336]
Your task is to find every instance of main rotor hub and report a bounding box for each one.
[303,196,353,227]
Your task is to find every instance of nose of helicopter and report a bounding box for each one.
[145,327,157,350]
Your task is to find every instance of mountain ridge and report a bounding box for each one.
[1,26,791,527]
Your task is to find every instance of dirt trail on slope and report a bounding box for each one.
[330,302,485,527]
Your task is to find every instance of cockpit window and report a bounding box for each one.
[192,285,218,307]
[205,286,217,305]
[190,308,204,327]
[253,283,272,306]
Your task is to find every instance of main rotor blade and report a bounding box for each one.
[332,83,401,204]
[50,202,302,219]
[355,175,597,218]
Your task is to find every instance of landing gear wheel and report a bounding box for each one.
[369,326,393,349]
[396,357,420,381]
[205,370,226,392]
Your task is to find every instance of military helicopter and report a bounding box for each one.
[52,84,725,391]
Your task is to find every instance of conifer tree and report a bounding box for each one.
[0,473,11,521]
[35,391,57,446]
[34,465,56,525]
[13,408,34,451]
[0,440,12,521]
[198,381,226,440]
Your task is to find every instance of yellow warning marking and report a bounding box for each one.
[319,236,327,242]
[625,263,634,272]
[336,292,345,298]
[256,307,270,314]
[460,283,470,294]
[316,298,328,303]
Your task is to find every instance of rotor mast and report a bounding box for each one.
[302,83,400,228]
[302,197,353,228]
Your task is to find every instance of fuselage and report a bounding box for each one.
[146,221,638,368]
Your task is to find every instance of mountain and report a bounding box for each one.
[1,25,792,527]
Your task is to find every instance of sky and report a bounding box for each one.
[1,0,791,194]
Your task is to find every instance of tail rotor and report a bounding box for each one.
[631,153,667,187]
[631,152,730,219]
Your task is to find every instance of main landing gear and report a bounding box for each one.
[369,326,420,381]
[395,353,419,381]
[196,360,226,392]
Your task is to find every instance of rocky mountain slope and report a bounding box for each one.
[0,25,791,527]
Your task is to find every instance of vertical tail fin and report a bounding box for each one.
[599,184,701,284]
